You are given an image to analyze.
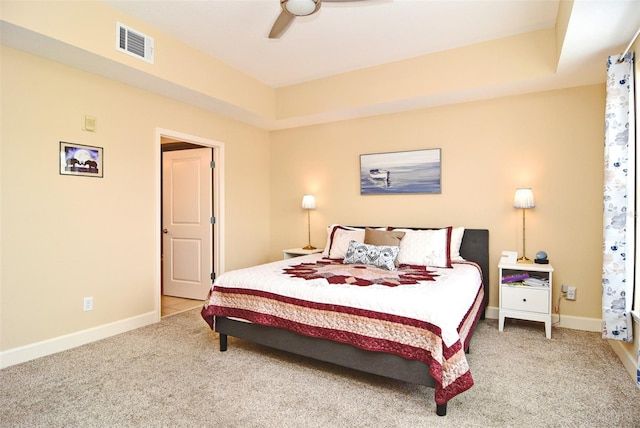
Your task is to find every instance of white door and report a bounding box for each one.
[162,148,212,300]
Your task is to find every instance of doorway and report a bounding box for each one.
[156,128,225,319]
[162,146,212,300]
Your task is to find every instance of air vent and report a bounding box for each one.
[116,22,154,64]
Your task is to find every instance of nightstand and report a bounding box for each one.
[498,262,554,339]
[283,248,324,259]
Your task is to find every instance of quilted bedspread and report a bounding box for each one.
[201,255,485,405]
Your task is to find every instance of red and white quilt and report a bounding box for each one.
[202,254,484,405]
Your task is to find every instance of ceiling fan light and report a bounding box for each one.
[283,0,319,17]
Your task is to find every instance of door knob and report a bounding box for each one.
[163,228,169,234]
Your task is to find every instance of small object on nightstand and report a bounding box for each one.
[535,250,549,264]
[501,250,518,264]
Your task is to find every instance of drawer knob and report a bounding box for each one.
[522,298,527,302]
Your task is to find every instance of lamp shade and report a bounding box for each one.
[514,188,535,209]
[301,194,316,210]
[284,0,319,16]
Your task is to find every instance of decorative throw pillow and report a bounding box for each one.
[343,240,400,271]
[327,227,366,259]
[364,227,406,246]
[395,227,452,268]
[364,228,406,266]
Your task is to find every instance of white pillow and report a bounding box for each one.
[327,227,366,259]
[322,225,364,257]
[322,224,340,256]
[450,227,465,262]
[396,227,452,268]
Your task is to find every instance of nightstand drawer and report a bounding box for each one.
[501,286,549,314]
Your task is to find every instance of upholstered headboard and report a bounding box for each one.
[458,229,489,293]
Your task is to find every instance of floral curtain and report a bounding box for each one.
[602,52,635,343]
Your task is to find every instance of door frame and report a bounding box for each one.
[155,128,225,320]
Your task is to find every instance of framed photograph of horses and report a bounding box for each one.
[59,142,103,178]
[360,148,441,195]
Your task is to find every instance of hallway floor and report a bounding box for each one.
[161,295,203,317]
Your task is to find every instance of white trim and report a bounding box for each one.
[608,328,639,384]
[155,133,163,319]
[155,128,225,319]
[634,53,640,320]
[0,311,157,369]
[550,314,602,332]
[485,306,500,320]
[486,305,601,332]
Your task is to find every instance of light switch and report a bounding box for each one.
[82,115,96,132]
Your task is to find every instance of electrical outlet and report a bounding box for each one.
[566,287,576,300]
[83,296,93,312]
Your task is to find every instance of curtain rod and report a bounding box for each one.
[618,26,640,62]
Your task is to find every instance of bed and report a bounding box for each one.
[201,226,489,416]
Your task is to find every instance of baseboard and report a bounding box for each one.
[0,311,159,369]
[485,306,500,320]
[608,315,640,384]
[550,313,602,332]
[609,339,639,383]
[485,306,601,331]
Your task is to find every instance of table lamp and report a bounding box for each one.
[514,188,535,263]
[301,194,316,250]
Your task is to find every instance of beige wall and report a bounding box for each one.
[0,0,275,124]
[270,84,605,321]
[0,0,630,372]
[276,29,556,121]
[0,46,271,351]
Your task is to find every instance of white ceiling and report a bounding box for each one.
[103,0,639,88]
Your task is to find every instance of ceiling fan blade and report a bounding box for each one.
[269,10,296,39]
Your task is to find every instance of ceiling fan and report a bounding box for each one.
[269,0,370,39]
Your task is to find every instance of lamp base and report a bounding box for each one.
[517,256,533,264]
[302,245,317,250]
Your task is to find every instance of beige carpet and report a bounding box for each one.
[1,309,639,427]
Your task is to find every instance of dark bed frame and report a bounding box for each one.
[215,228,489,416]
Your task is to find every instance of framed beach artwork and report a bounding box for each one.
[360,148,441,195]
[59,142,103,178]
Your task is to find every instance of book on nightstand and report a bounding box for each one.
[501,273,530,283]
[523,277,549,287]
